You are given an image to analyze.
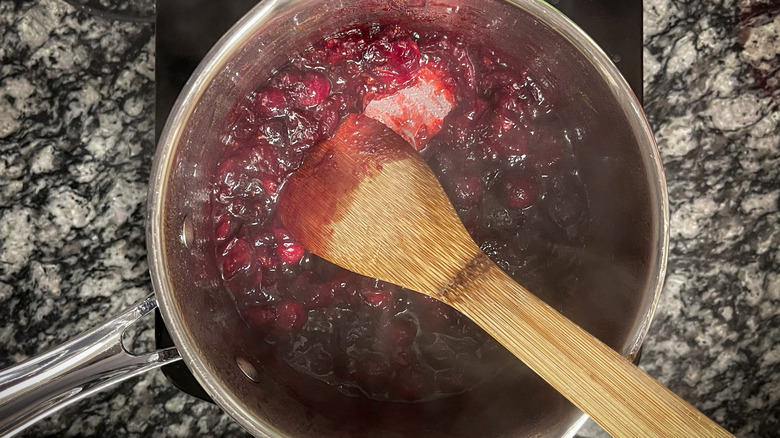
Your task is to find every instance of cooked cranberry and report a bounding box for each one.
[226,100,257,140]
[285,109,320,148]
[364,32,421,87]
[494,89,523,116]
[502,172,538,209]
[446,173,483,209]
[257,119,289,148]
[273,227,305,264]
[275,69,302,89]
[312,94,344,139]
[480,69,523,92]
[214,216,238,241]
[263,179,279,196]
[384,317,417,347]
[226,264,264,297]
[221,238,254,280]
[289,72,331,107]
[275,299,307,332]
[246,305,277,329]
[254,86,289,118]
[360,288,393,310]
[278,242,304,264]
[328,34,368,62]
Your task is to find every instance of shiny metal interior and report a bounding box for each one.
[147,0,669,436]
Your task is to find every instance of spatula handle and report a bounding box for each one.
[446,261,733,438]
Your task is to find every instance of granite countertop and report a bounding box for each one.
[0,0,777,436]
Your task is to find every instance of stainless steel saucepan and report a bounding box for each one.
[0,0,668,436]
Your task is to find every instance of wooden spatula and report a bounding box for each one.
[278,113,733,438]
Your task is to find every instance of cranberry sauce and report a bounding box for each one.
[210,24,590,402]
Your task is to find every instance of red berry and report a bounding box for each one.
[285,109,320,148]
[364,32,421,87]
[278,242,304,264]
[447,173,483,209]
[226,99,257,140]
[275,299,307,332]
[273,227,305,264]
[361,288,393,310]
[384,317,417,347]
[290,72,331,107]
[254,86,289,118]
[214,216,237,241]
[503,172,538,209]
[220,238,254,280]
[323,34,367,64]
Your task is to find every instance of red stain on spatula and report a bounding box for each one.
[363,64,455,150]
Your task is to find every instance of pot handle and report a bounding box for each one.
[0,294,182,437]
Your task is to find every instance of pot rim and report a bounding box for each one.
[146,0,669,436]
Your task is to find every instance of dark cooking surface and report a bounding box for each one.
[154,0,643,404]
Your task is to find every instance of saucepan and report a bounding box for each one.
[0,0,668,436]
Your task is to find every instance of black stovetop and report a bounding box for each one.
[154,0,643,402]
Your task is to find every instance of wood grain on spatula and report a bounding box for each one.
[278,113,734,438]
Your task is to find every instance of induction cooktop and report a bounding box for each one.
[154,0,643,403]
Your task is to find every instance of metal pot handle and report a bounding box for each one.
[0,294,182,437]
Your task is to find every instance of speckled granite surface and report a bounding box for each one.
[0,0,777,437]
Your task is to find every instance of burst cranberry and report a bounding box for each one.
[214,156,248,201]
[289,72,331,107]
[263,179,278,196]
[502,172,538,209]
[257,119,289,148]
[312,94,345,139]
[226,100,257,140]
[221,238,254,280]
[254,86,289,118]
[480,69,523,92]
[285,109,320,148]
[246,305,277,329]
[364,33,421,87]
[214,216,238,241]
[323,33,367,64]
[275,299,307,332]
